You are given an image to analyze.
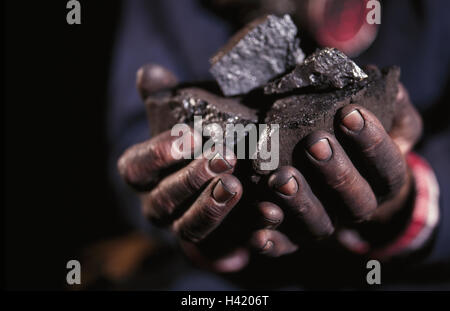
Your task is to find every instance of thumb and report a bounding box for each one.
[136,63,178,100]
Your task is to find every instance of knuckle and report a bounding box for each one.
[292,201,335,239]
[117,149,142,185]
[361,133,386,156]
[291,202,310,218]
[145,188,176,221]
[200,203,226,224]
[386,159,407,194]
[117,153,128,178]
[183,162,211,192]
[350,192,378,222]
[173,223,203,243]
[329,166,358,190]
[117,141,163,189]
[118,158,134,183]
[149,142,168,167]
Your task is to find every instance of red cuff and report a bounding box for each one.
[338,152,440,260]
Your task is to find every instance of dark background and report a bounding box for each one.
[4,1,125,289]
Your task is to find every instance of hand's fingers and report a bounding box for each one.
[136,64,178,100]
[250,229,298,257]
[389,83,423,155]
[118,128,201,191]
[172,174,243,243]
[143,150,236,224]
[337,105,408,200]
[303,132,378,222]
[268,166,335,238]
[256,202,284,229]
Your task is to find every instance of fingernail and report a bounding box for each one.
[209,153,232,174]
[308,138,332,161]
[276,176,298,196]
[342,109,364,132]
[262,240,274,253]
[213,179,236,203]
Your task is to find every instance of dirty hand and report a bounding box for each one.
[118,64,250,272]
[251,84,423,257]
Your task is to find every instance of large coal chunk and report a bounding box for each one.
[145,87,258,139]
[253,66,400,174]
[210,14,304,97]
[264,48,368,95]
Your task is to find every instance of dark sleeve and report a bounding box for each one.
[417,128,450,264]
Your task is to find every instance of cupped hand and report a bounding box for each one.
[118,64,250,272]
[251,84,423,257]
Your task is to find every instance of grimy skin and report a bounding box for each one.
[119,64,251,272]
[118,64,422,270]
